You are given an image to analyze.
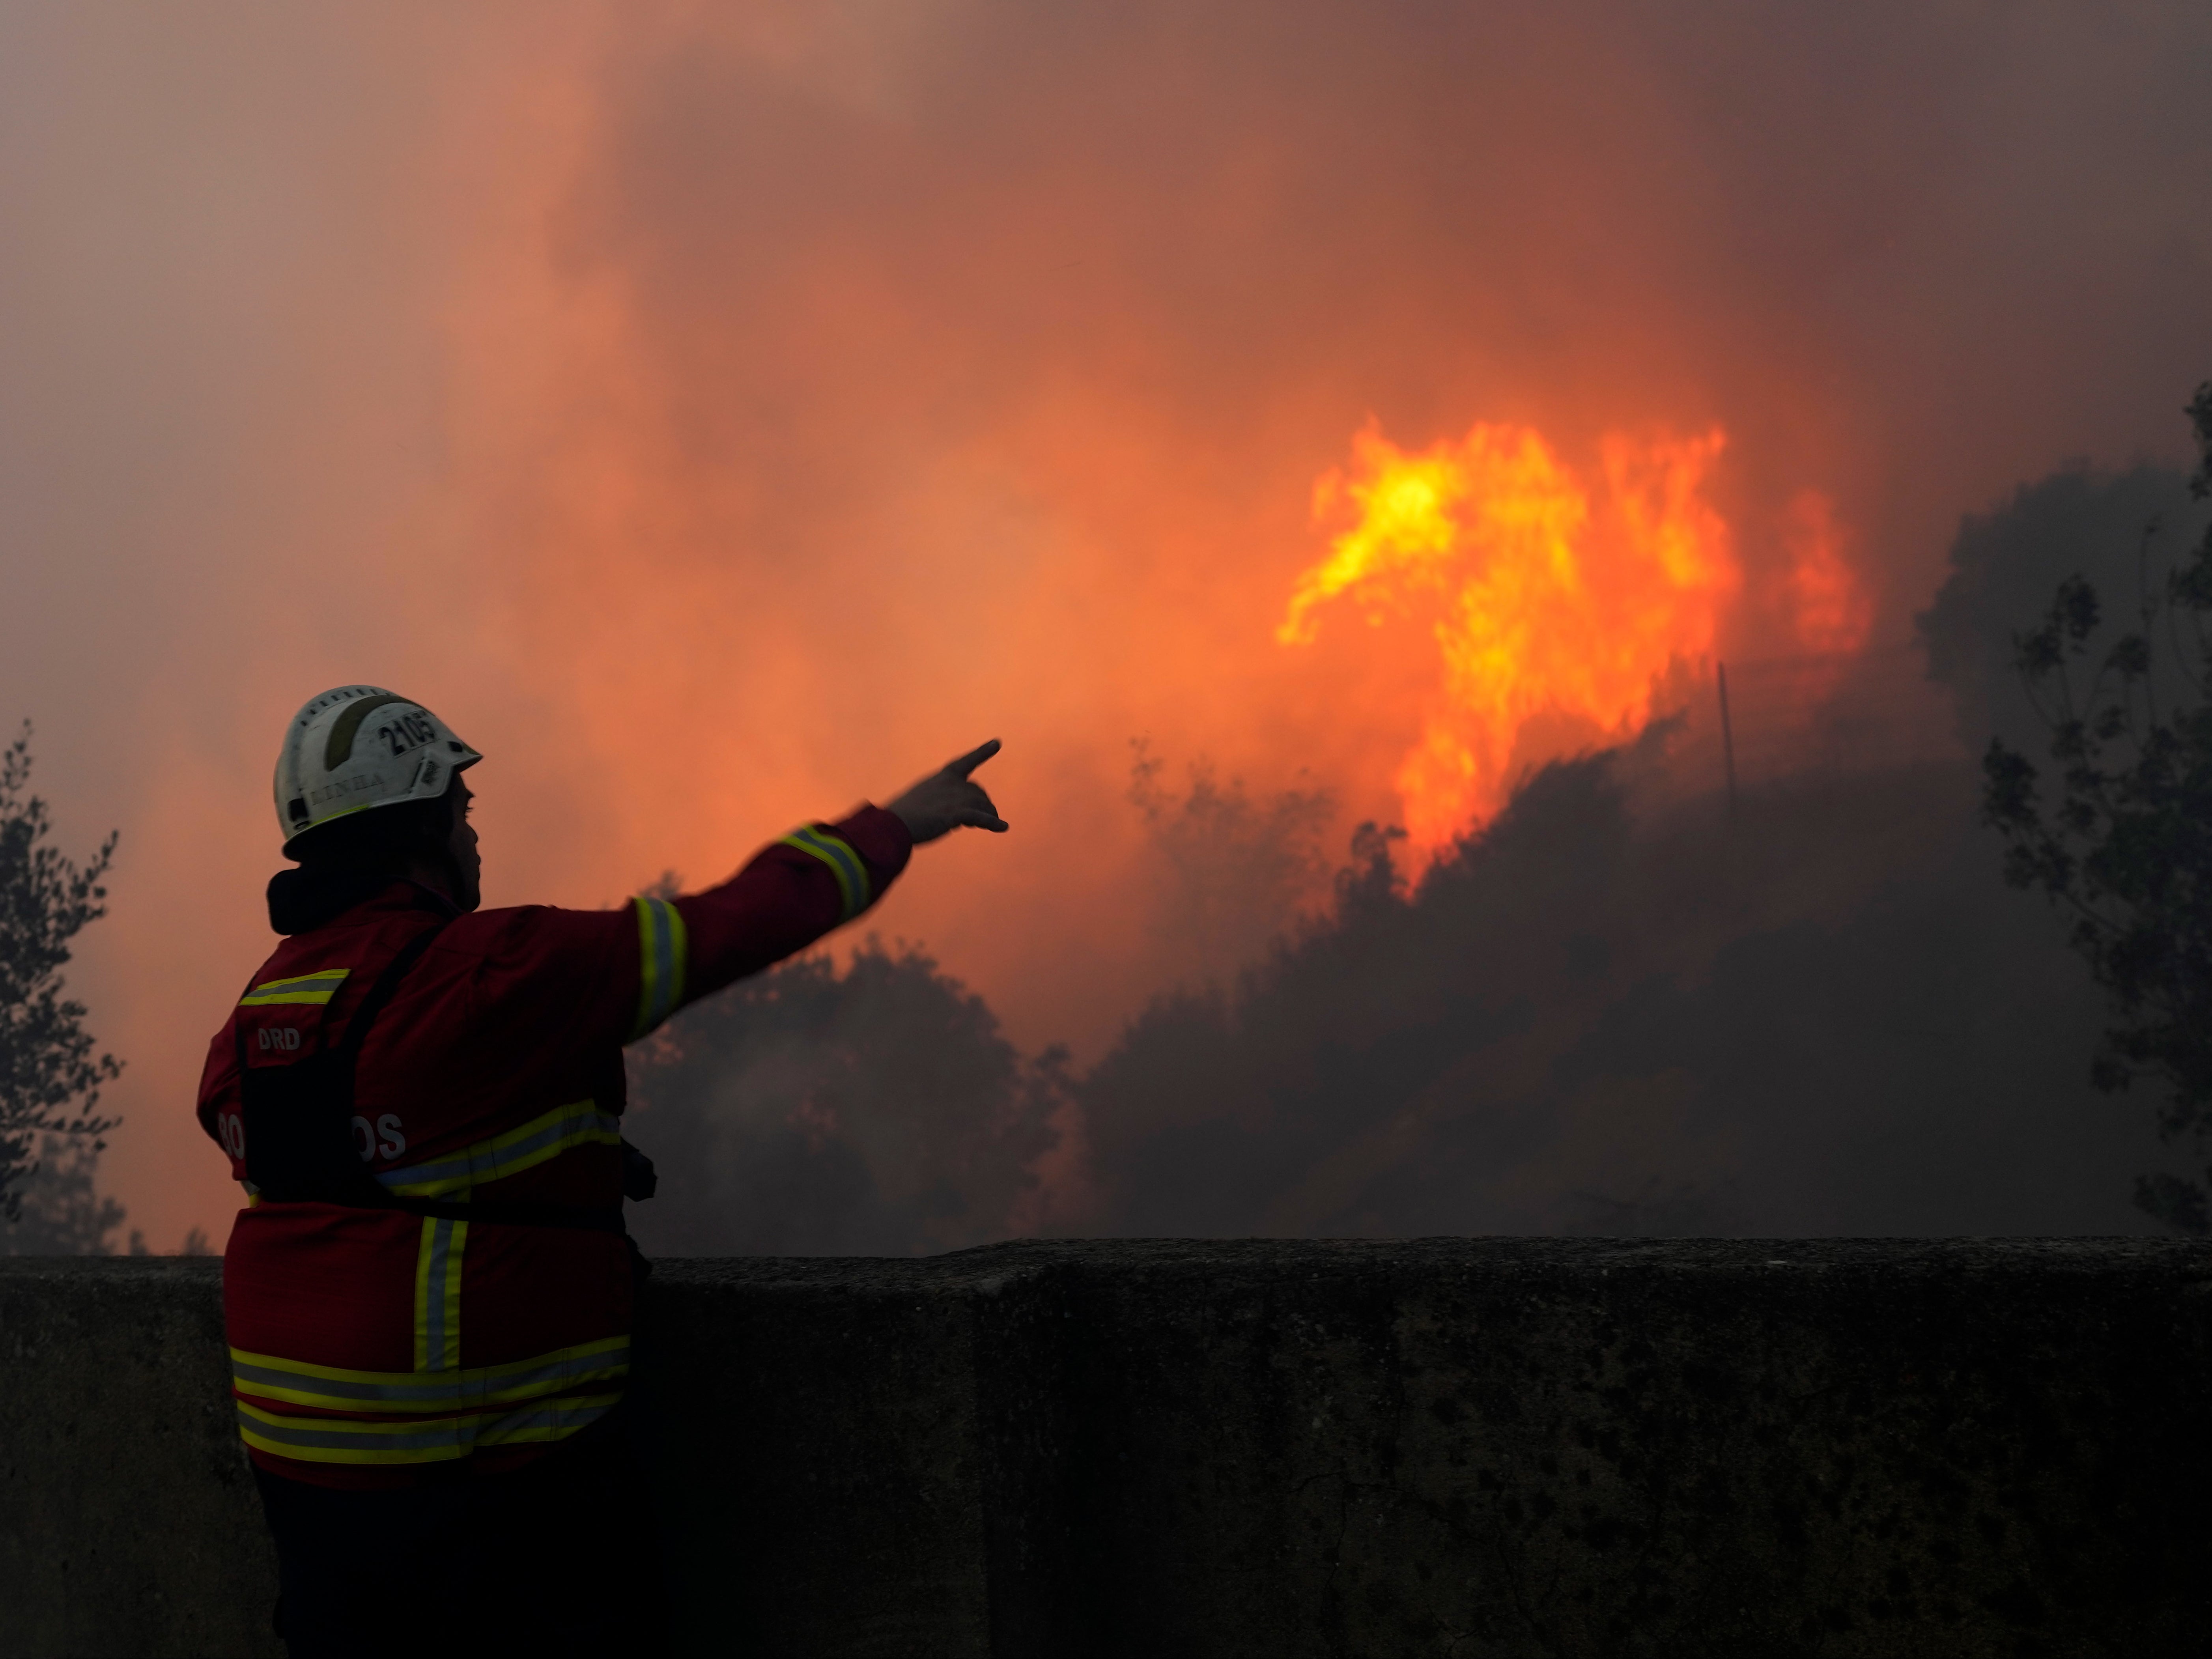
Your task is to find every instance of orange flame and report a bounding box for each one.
[1280,421,1740,851]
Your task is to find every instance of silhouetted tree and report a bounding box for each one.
[0,1134,127,1255]
[625,939,1063,1255]
[1983,383,2212,1233]
[0,723,122,1225]
[1126,741,1336,985]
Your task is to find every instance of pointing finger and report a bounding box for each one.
[959,781,1005,831]
[946,738,1002,780]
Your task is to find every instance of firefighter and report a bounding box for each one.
[197,686,1005,1657]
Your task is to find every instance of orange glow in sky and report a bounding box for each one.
[6,1,2183,1253]
[1782,488,1875,657]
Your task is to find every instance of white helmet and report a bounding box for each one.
[274,686,481,853]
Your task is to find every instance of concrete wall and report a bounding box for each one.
[4,1240,2209,1657]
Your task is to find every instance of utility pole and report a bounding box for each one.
[1717,661,1738,817]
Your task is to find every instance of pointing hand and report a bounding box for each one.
[887,740,1009,844]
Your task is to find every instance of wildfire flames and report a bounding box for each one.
[1280,422,1865,851]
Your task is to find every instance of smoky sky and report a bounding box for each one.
[0,2,2207,1247]
[628,463,2208,1248]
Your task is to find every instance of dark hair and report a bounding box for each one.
[269,785,461,934]
[286,789,456,871]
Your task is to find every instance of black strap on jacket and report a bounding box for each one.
[237,919,622,1235]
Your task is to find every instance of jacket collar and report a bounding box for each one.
[266,868,459,936]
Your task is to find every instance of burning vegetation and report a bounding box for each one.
[626,445,2208,1255]
[1278,421,1869,852]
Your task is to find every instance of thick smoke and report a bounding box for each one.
[1920,465,2207,757]
[4,4,2208,1244]
[625,943,1061,1255]
[1123,745,1337,991]
[631,463,2206,1247]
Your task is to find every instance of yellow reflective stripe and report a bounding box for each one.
[235,1398,471,1466]
[240,968,350,1007]
[376,1099,620,1200]
[780,826,867,921]
[412,1215,466,1373]
[474,1391,621,1448]
[229,1336,631,1415]
[630,896,689,1040]
[234,1392,620,1467]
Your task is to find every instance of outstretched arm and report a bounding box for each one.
[629,740,1009,1035]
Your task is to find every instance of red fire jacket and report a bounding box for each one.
[197,808,911,1488]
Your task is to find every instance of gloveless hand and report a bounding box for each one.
[887,740,1009,844]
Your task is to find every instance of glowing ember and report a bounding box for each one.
[1279,421,1741,851]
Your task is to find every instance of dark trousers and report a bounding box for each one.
[252,1415,666,1659]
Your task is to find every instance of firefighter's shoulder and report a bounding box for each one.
[424,900,639,983]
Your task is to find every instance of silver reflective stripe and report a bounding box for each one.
[245,973,345,999]
[421,1216,459,1371]
[377,1102,620,1197]
[229,1337,632,1414]
[383,1148,477,1194]
[230,1359,467,1408]
[650,901,676,1014]
[234,1385,624,1465]
[484,1346,628,1400]
[477,1393,617,1446]
[781,827,867,920]
[628,896,689,1040]
[239,968,351,1007]
[236,1405,467,1455]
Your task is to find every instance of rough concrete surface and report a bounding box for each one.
[0,1257,272,1658]
[5,1240,2210,1657]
